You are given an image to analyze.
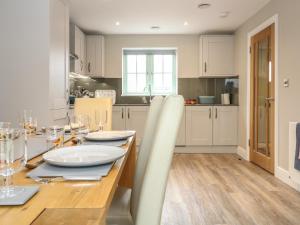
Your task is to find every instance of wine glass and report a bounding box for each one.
[95,109,107,132]
[46,126,64,149]
[0,122,28,199]
[20,110,37,135]
[70,115,90,143]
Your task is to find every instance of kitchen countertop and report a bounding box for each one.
[69,103,239,109]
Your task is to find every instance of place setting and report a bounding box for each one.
[0,110,135,206]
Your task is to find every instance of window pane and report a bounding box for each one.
[137,74,147,92]
[164,55,173,73]
[137,55,146,73]
[163,73,173,90]
[127,55,136,73]
[154,55,163,73]
[153,73,163,90]
[127,73,137,92]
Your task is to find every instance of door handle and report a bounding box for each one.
[105,110,108,123]
[88,62,91,73]
[265,97,275,101]
[209,108,212,119]
[127,109,130,119]
[215,108,218,119]
[204,62,207,73]
[121,108,124,119]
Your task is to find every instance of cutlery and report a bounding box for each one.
[31,176,102,184]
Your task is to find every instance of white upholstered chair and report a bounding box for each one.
[107,95,185,225]
[107,96,164,222]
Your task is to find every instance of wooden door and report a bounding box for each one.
[213,106,238,146]
[202,36,234,76]
[125,106,149,145]
[186,106,213,146]
[250,24,275,174]
[112,106,126,131]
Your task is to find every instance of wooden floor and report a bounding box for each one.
[161,154,300,225]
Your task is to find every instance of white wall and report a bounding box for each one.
[104,34,199,78]
[235,0,300,170]
[0,0,50,125]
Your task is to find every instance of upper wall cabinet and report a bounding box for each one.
[86,35,105,77]
[199,35,236,77]
[70,24,86,74]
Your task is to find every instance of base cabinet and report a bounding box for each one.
[112,106,149,145]
[186,106,238,146]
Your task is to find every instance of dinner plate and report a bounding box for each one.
[43,145,125,167]
[84,131,135,141]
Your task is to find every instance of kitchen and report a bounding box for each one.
[1,0,300,225]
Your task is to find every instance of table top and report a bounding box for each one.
[0,134,136,225]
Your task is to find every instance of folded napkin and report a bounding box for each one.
[27,162,114,178]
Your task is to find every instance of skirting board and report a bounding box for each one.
[175,146,237,154]
[237,146,249,161]
[275,167,300,192]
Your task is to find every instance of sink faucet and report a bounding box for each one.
[143,84,152,104]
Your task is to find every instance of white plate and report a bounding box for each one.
[84,131,135,141]
[43,145,125,167]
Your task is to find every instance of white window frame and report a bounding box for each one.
[122,48,178,96]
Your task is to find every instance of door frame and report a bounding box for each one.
[246,15,279,173]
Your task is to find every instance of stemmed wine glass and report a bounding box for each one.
[70,115,90,143]
[95,109,107,132]
[0,122,28,199]
[20,110,37,135]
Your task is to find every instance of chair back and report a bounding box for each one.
[130,96,164,220]
[134,95,184,225]
[74,98,112,131]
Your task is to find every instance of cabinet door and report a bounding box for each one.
[176,109,186,146]
[186,106,213,146]
[112,106,126,130]
[79,30,86,74]
[201,35,235,76]
[125,106,149,145]
[213,106,238,145]
[74,26,82,74]
[49,0,68,111]
[86,35,104,77]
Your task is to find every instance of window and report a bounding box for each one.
[122,49,177,96]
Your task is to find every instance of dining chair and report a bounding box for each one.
[107,95,184,225]
[107,96,164,222]
[74,98,112,131]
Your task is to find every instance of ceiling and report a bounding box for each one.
[68,0,271,34]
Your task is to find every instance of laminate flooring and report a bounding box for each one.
[161,154,300,225]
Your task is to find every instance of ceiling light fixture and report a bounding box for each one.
[198,3,211,9]
[184,21,189,26]
[115,21,120,26]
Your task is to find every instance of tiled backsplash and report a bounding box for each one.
[70,77,239,105]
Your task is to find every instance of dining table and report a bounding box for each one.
[0,133,137,225]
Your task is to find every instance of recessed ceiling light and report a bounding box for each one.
[198,3,211,9]
[151,26,160,30]
[184,21,189,26]
[115,21,120,26]
[219,11,230,18]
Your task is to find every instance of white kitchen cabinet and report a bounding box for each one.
[86,35,105,77]
[126,106,149,145]
[112,106,126,130]
[70,24,86,74]
[213,106,238,146]
[199,35,235,77]
[176,109,186,146]
[186,106,213,146]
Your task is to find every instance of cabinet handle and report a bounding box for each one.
[127,109,130,119]
[209,108,211,119]
[204,62,207,73]
[121,108,124,119]
[105,110,108,123]
[215,108,218,119]
[88,62,91,73]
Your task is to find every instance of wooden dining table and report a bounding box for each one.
[0,134,136,225]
